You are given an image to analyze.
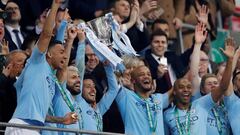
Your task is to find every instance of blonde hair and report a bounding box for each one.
[122,55,144,69]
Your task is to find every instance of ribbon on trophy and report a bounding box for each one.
[78,13,140,72]
[78,22,123,68]
[105,13,138,56]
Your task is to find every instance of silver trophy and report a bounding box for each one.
[87,15,112,47]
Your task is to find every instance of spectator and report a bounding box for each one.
[152,19,177,52]
[144,29,194,93]
[156,0,186,52]
[0,50,27,131]
[4,1,26,51]
[111,0,150,53]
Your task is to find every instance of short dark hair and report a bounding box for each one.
[83,74,97,84]
[48,38,63,50]
[150,29,168,42]
[233,71,240,83]
[152,19,168,30]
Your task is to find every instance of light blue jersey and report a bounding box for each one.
[116,87,169,135]
[224,92,240,135]
[79,65,118,132]
[191,90,231,135]
[164,93,216,135]
[206,104,230,135]
[13,46,56,125]
[51,83,82,135]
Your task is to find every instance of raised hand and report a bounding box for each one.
[173,17,182,29]
[140,0,157,16]
[129,0,140,23]
[196,5,209,25]
[220,37,235,59]
[63,8,71,21]
[157,64,167,78]
[147,10,159,20]
[77,28,86,42]
[2,63,12,77]
[36,8,49,29]
[194,22,207,45]
[67,26,77,40]
[0,39,9,55]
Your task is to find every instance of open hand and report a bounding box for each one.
[196,5,209,25]
[194,22,207,45]
[0,39,9,55]
[220,37,235,59]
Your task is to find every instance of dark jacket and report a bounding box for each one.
[4,27,26,51]
[144,46,194,93]
[0,73,17,123]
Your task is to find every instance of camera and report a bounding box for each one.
[0,11,10,20]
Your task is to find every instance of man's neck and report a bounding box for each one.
[135,90,151,99]
[176,102,190,110]
[6,23,20,29]
[90,102,97,109]
[46,58,56,71]
[119,16,126,24]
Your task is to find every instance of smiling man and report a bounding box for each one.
[116,65,173,135]
[144,30,194,93]
[164,24,234,135]
[79,63,119,132]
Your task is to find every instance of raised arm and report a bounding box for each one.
[57,26,78,83]
[212,39,235,102]
[120,0,139,33]
[97,62,119,115]
[225,38,239,96]
[190,22,207,94]
[75,29,86,88]
[37,0,61,53]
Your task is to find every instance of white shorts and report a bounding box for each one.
[4,118,40,135]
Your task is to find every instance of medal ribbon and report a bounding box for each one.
[174,105,191,135]
[135,93,157,134]
[51,70,83,129]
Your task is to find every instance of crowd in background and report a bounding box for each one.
[0,0,239,135]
